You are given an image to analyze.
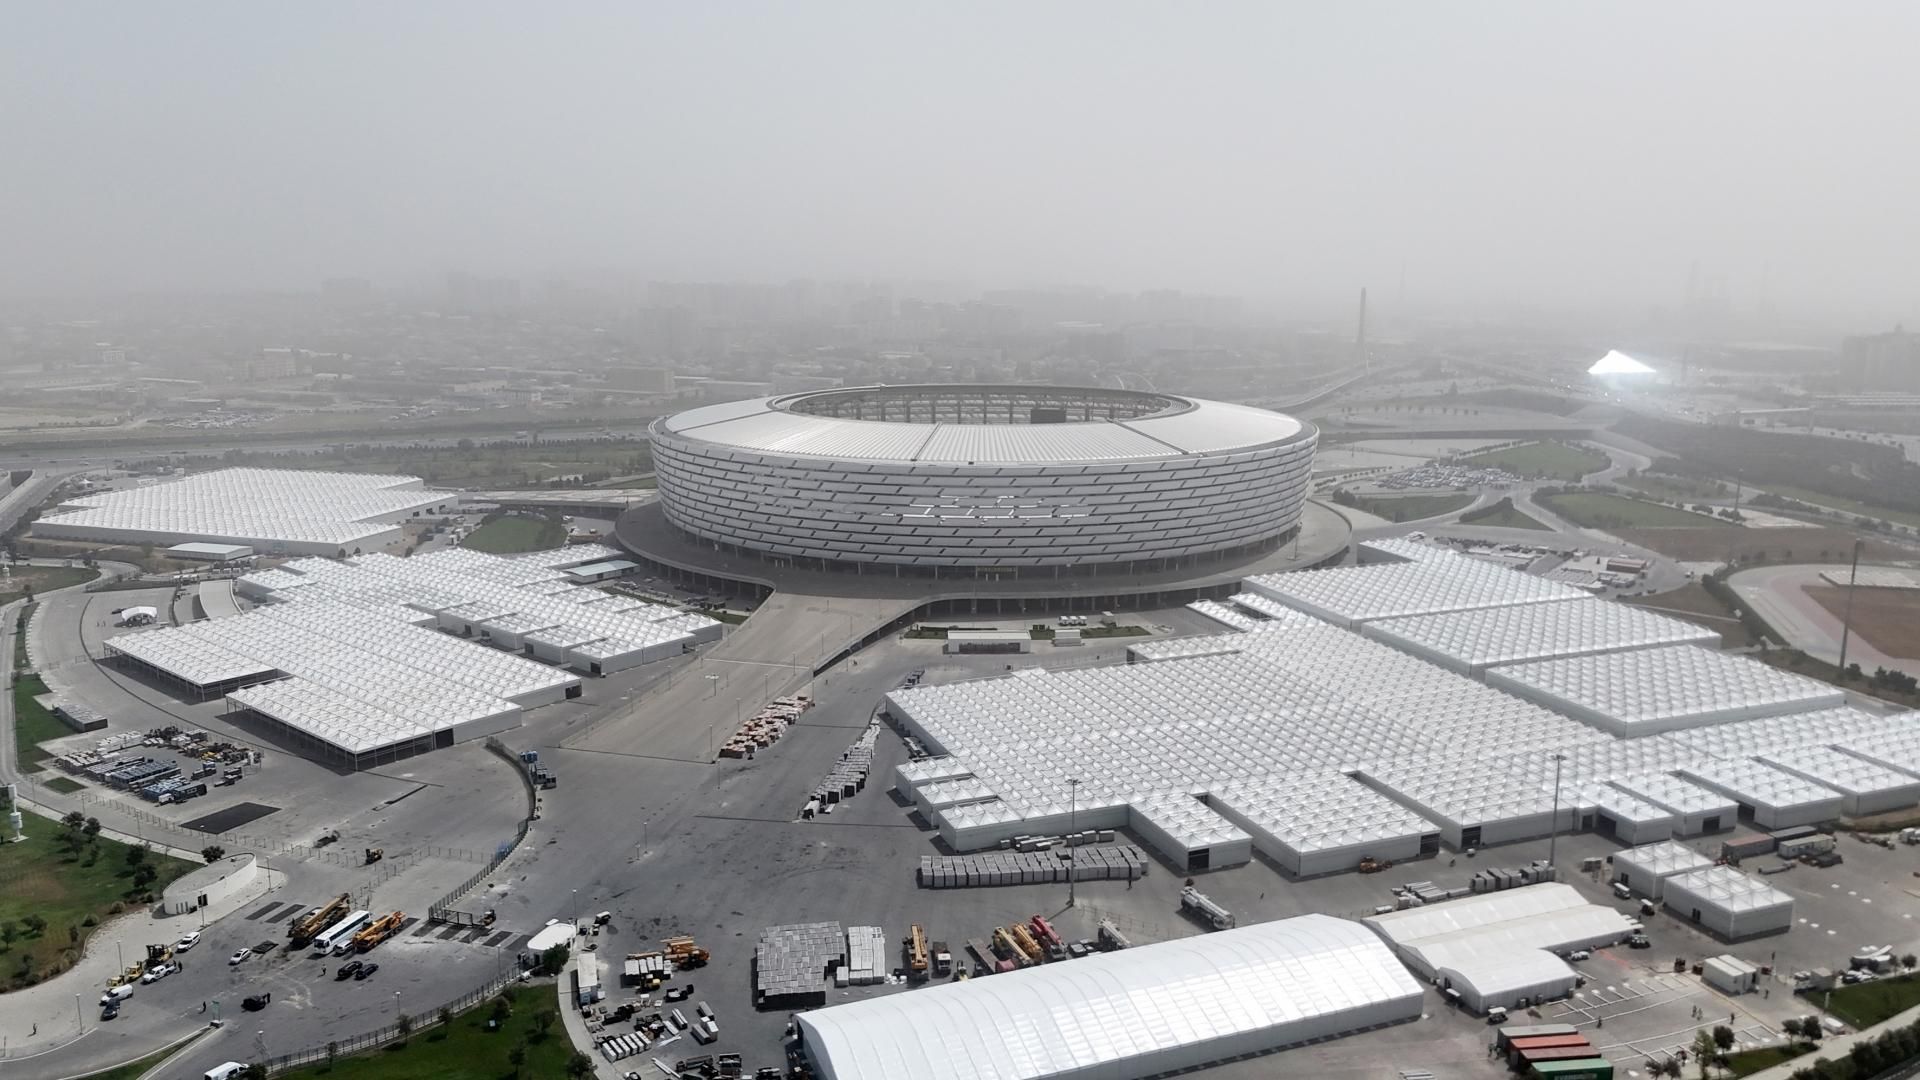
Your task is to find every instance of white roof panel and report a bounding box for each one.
[798,914,1422,1080]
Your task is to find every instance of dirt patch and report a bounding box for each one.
[1806,584,1920,662]
[1610,526,1899,563]
[1620,584,1752,648]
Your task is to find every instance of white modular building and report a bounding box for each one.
[1185,599,1262,632]
[1361,599,1721,676]
[1611,840,1715,900]
[1485,645,1845,737]
[1661,866,1794,940]
[1577,783,1677,845]
[1606,773,1738,836]
[1129,793,1253,872]
[1678,759,1845,830]
[1669,706,1911,760]
[1242,551,1589,628]
[1759,744,1920,817]
[167,541,255,562]
[796,914,1424,1080]
[34,468,454,556]
[1208,773,1440,877]
[1362,884,1634,1013]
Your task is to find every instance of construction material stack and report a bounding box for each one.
[916,844,1148,888]
[753,922,844,1008]
[721,695,811,758]
[841,925,886,986]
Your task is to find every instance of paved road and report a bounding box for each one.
[1729,562,1916,673]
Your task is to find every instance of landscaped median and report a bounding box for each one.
[272,984,589,1080]
[0,802,193,990]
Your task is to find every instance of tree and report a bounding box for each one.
[439,1005,453,1034]
[538,943,569,976]
[1712,1024,1735,1052]
[1691,1028,1719,1078]
[124,843,147,867]
[240,1065,267,1080]
[491,995,514,1024]
[531,1010,555,1039]
[201,845,226,862]
[83,817,100,842]
[507,1041,528,1080]
[22,914,46,936]
[565,1051,596,1079]
[395,1011,414,1044]
[62,810,84,831]
[1902,953,1917,971]
[0,920,17,946]
[131,863,157,890]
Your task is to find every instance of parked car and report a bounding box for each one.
[354,962,379,981]
[242,992,272,1011]
[335,960,364,981]
[176,932,200,951]
[141,962,178,984]
[101,999,120,1021]
[228,948,252,966]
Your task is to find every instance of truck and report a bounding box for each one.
[1007,923,1046,965]
[931,940,953,978]
[1029,915,1065,958]
[290,893,353,947]
[1096,919,1132,951]
[311,910,372,956]
[906,925,929,979]
[351,911,406,953]
[1180,886,1235,930]
[991,927,1031,969]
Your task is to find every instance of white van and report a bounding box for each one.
[205,1064,248,1080]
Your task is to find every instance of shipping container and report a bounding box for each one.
[1496,1024,1579,1052]
[1530,1058,1613,1080]
[1517,1045,1603,1071]
[1508,1035,1595,1069]
[1720,831,1776,862]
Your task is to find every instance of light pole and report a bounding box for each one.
[1066,778,1080,908]
[705,673,722,763]
[1547,753,1566,870]
[1837,539,1865,680]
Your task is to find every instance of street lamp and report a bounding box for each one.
[1837,539,1865,680]
[1066,778,1080,908]
[1546,753,1567,870]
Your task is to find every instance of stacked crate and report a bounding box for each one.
[916,845,1149,889]
[753,922,844,1006]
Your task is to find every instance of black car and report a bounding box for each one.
[354,962,379,980]
[243,992,272,1011]
[335,960,364,981]
[100,1001,120,1021]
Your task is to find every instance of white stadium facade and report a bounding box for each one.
[648,385,1318,577]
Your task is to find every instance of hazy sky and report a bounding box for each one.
[4,2,1916,319]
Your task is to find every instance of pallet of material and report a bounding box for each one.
[917,845,1149,888]
[753,922,845,1003]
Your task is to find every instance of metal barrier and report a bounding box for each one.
[262,970,522,1075]
[427,744,535,923]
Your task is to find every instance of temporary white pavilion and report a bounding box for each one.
[885,544,1920,871]
[1662,866,1794,940]
[1611,840,1715,900]
[1362,884,1633,1014]
[1362,599,1720,676]
[796,914,1423,1080]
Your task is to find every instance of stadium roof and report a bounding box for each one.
[658,386,1308,464]
[796,914,1423,1080]
[1589,350,1656,375]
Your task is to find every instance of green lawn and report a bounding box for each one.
[0,565,94,601]
[1725,1044,1810,1076]
[1458,498,1550,530]
[0,807,195,989]
[43,776,85,794]
[1346,492,1476,522]
[12,673,69,771]
[459,516,567,554]
[1617,471,1729,502]
[73,1043,199,1080]
[1538,492,1734,529]
[276,985,577,1080]
[1823,973,1920,1028]
[1762,484,1920,529]
[1459,440,1610,480]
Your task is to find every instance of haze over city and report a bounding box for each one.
[5,2,1917,323]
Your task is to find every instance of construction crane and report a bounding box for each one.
[351,911,406,953]
[907,924,929,979]
[290,893,352,947]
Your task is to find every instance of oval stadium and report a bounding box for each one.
[648,385,1317,576]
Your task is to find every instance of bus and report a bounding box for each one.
[311,910,371,956]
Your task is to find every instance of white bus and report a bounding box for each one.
[311,910,371,956]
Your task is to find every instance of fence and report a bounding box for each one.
[427,738,537,923]
[262,970,522,1075]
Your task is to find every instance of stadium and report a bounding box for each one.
[646,385,1318,578]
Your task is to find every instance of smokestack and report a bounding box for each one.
[1354,287,1369,372]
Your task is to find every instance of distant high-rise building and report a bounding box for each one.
[1840,328,1920,391]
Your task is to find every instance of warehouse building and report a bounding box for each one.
[1678,759,1845,830]
[1759,744,1920,817]
[795,914,1424,1080]
[1361,598,1720,676]
[1362,884,1634,1014]
[33,468,454,556]
[1242,549,1589,628]
[1662,866,1795,940]
[1611,840,1714,900]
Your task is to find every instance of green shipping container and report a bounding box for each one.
[1531,1058,1613,1080]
